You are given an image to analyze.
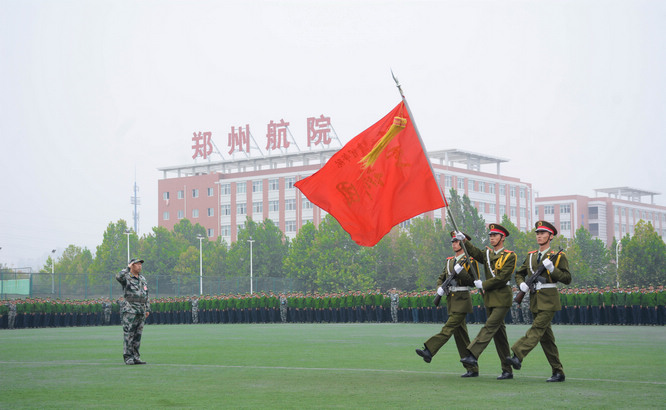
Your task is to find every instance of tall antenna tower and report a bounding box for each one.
[131,170,141,234]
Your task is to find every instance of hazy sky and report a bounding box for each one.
[1,0,665,269]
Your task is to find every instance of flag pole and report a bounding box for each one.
[391,71,484,294]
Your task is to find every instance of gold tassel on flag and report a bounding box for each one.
[359,116,407,169]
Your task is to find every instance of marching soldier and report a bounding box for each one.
[115,258,150,365]
[415,232,480,377]
[459,224,517,380]
[506,221,572,382]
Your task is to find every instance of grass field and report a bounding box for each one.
[1,323,665,409]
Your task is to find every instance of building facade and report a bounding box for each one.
[535,187,666,246]
[158,149,534,243]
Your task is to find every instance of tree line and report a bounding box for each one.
[29,189,666,293]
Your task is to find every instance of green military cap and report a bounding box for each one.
[535,220,558,236]
[488,223,509,237]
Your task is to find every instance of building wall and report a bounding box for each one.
[157,153,535,244]
[535,195,666,245]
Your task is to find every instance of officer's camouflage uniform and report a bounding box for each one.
[115,266,150,364]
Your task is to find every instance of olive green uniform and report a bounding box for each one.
[424,256,478,373]
[512,250,571,375]
[465,242,516,374]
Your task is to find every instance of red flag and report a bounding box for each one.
[295,101,446,246]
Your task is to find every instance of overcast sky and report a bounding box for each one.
[1,0,665,269]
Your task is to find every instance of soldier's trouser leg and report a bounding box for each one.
[511,310,563,373]
[425,312,466,356]
[122,312,145,363]
[467,306,510,365]
[453,321,478,373]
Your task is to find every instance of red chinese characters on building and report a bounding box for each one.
[228,125,250,155]
[266,119,290,151]
[307,115,332,147]
[192,131,213,160]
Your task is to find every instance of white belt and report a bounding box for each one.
[536,283,557,290]
[449,286,470,292]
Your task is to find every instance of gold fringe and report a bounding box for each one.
[359,117,407,169]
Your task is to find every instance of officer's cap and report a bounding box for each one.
[488,223,509,237]
[535,220,558,236]
[129,258,145,265]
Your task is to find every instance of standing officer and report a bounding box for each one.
[506,221,571,382]
[390,289,399,323]
[459,224,517,380]
[415,232,480,377]
[115,258,150,365]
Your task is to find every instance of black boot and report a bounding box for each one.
[505,354,522,370]
[546,372,565,382]
[415,346,432,363]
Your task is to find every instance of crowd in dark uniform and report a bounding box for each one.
[1,285,664,329]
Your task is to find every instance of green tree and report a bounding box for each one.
[90,220,135,281]
[445,189,488,247]
[283,222,318,291]
[45,245,93,274]
[567,226,613,287]
[138,226,188,276]
[226,218,288,279]
[310,215,374,292]
[618,221,666,287]
[372,228,418,291]
[408,217,449,290]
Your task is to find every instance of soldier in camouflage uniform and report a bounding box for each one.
[279,294,288,323]
[115,258,150,365]
[8,300,17,329]
[191,297,199,324]
[102,299,112,325]
[390,289,399,323]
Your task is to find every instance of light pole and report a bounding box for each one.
[124,229,132,262]
[615,241,622,288]
[51,249,56,294]
[247,237,255,294]
[197,235,204,295]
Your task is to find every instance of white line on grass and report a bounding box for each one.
[1,361,664,386]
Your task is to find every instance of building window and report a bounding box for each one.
[445,175,452,187]
[237,203,247,215]
[237,182,246,194]
[163,192,170,200]
[489,184,495,194]
[177,210,184,219]
[615,223,620,233]
[589,223,599,237]
[302,199,313,209]
[588,206,599,220]
[520,188,525,199]
[458,178,465,190]
[178,190,184,199]
[207,228,214,237]
[192,189,199,198]
[520,207,526,218]
[500,185,506,196]
[468,179,474,191]
[252,181,263,193]
[285,220,297,232]
[561,204,571,214]
[221,225,231,236]
[269,179,279,191]
[285,177,295,189]
[269,200,279,212]
[544,205,554,215]
[207,187,214,197]
[163,212,169,220]
[500,205,506,216]
[285,199,296,211]
[221,184,231,195]
[253,201,263,213]
[192,209,199,218]
[479,181,485,193]
[489,204,496,214]
[560,221,571,231]
[510,207,516,217]
[207,208,214,217]
[510,187,516,198]
[221,205,231,216]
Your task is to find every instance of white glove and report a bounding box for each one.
[455,231,466,242]
[437,286,445,296]
[520,282,529,293]
[474,280,483,289]
[543,258,554,273]
[454,264,463,274]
